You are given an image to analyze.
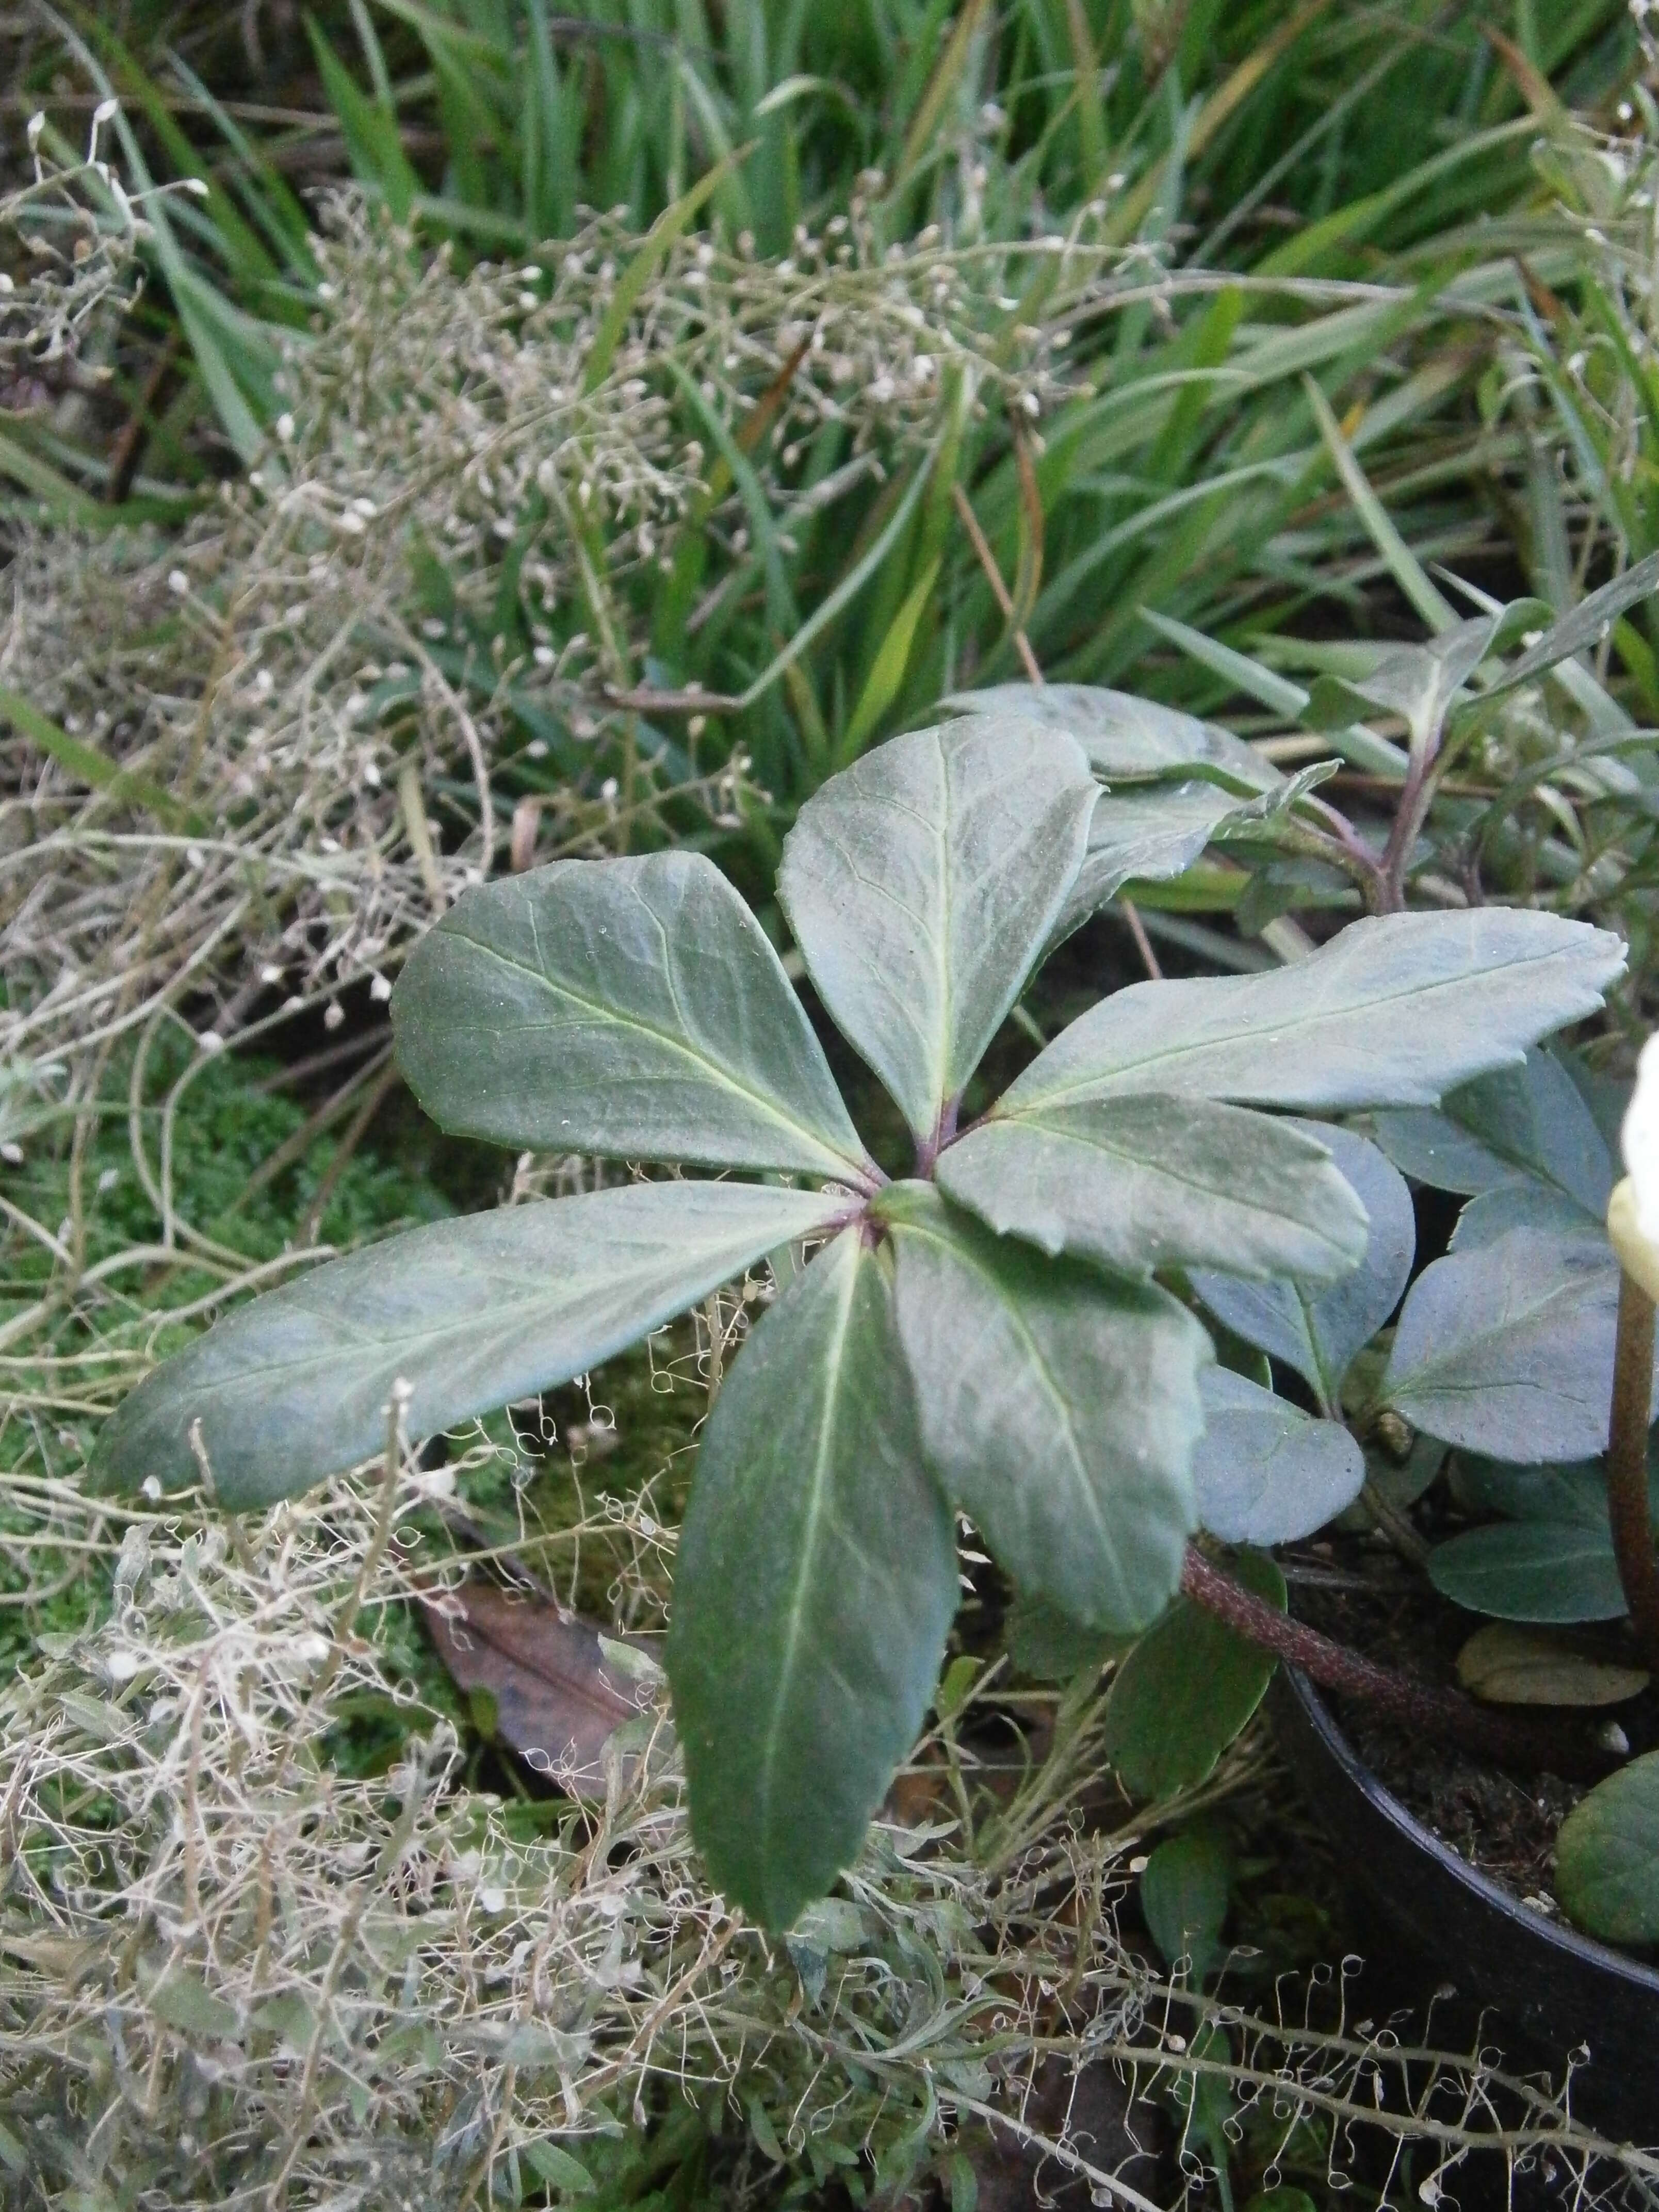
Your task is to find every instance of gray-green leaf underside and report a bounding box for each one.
[1302,615,1506,747]
[778,718,1096,1143]
[1001,910,1624,1116]
[91,1181,847,1509]
[1372,1048,1612,1214]
[945,682,1280,792]
[936,1095,1368,1283]
[1192,1121,1415,1406]
[881,1182,1207,1633]
[1382,1225,1651,1464]
[392,851,870,1181]
[667,1230,957,1933]
[1193,1367,1366,1547]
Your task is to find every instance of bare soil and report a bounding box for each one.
[1287,1536,1659,1925]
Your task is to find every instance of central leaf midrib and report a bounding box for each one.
[453,928,860,1170]
[121,1221,819,1410]
[932,736,954,1115]
[966,1111,1352,1260]
[755,1242,859,1872]
[902,1218,1120,1573]
[1022,945,1585,1109]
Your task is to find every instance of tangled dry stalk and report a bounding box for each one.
[4,1420,1656,2210]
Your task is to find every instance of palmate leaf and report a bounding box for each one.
[879,1182,1208,1633]
[90,1181,847,1508]
[392,852,873,1182]
[1000,910,1624,1117]
[945,682,1281,793]
[1192,1122,1415,1407]
[777,718,1096,1145]
[937,1095,1369,1283]
[666,1229,957,1933]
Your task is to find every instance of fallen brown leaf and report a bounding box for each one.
[422,1581,655,1791]
[1456,1621,1650,1709]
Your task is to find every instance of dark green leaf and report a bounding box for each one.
[1193,1123,1415,1406]
[1003,911,1624,1116]
[1556,1751,1659,1944]
[523,2142,596,2194]
[778,720,1096,1144]
[1193,1369,1365,1546]
[1140,1827,1233,1986]
[938,1096,1368,1283]
[1382,1226,1650,1462]
[392,853,871,1181]
[1103,1550,1286,1799]
[1373,1049,1612,1212]
[92,1182,845,1508]
[947,683,1279,791]
[667,1230,957,1932]
[1003,1593,1133,1683]
[1447,1455,1612,1528]
[1427,1522,1628,1624]
[881,1182,1207,1634]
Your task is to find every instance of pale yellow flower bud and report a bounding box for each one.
[1608,1035,1659,1299]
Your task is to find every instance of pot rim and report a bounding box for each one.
[1279,1663,1659,1996]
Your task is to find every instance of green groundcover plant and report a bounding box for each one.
[92,695,1628,1932]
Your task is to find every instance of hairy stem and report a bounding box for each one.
[1376,736,1438,912]
[1179,1547,1613,1783]
[1607,1269,1659,1672]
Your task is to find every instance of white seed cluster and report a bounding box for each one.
[2,189,1120,1081]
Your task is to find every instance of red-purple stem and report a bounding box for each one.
[1179,1547,1613,1783]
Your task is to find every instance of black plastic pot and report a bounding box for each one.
[1270,1665,1659,2144]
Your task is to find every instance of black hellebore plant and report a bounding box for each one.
[93,705,1625,1930]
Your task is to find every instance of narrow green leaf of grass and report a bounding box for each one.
[1303,377,1456,634]
[838,557,941,766]
[0,429,111,527]
[524,0,577,239]
[0,686,200,832]
[1138,606,1310,717]
[581,149,747,397]
[306,14,422,222]
[1065,0,1108,193]
[735,442,941,713]
[892,0,993,196]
